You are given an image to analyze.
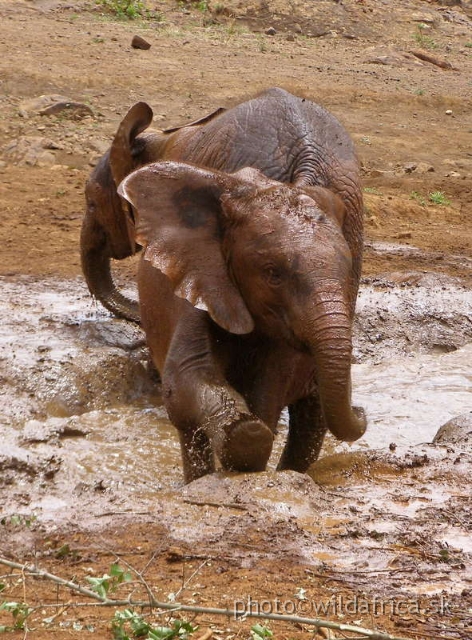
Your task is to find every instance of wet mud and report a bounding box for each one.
[1,275,471,583]
[1,0,472,637]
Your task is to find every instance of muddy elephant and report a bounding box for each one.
[82,88,366,482]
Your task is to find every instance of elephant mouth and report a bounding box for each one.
[288,333,311,355]
[256,306,312,354]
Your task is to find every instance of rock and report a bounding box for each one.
[417,161,435,173]
[39,101,94,119]
[433,413,472,445]
[403,162,418,174]
[441,9,472,25]
[131,35,151,50]
[1,136,62,166]
[411,13,437,25]
[365,48,417,68]
[368,168,395,178]
[402,161,435,174]
[265,27,276,36]
[445,109,453,115]
[306,28,329,38]
[411,49,454,70]
[19,94,69,118]
[367,55,396,66]
[18,95,93,120]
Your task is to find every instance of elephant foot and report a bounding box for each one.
[216,417,274,472]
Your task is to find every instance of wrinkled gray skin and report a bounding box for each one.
[82,88,366,483]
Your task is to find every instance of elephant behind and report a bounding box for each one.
[82,88,363,322]
[81,88,367,482]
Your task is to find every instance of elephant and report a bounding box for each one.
[81,87,367,482]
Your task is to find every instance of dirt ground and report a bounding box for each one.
[0,0,472,638]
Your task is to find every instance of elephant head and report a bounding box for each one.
[81,102,154,322]
[118,161,366,444]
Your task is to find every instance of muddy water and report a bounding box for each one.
[352,345,472,449]
[1,274,472,500]
[2,274,471,604]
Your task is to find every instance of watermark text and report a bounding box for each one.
[233,595,451,619]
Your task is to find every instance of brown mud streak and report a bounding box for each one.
[0,0,471,638]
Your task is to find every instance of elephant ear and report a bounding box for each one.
[302,186,346,228]
[118,161,255,335]
[109,102,154,255]
[109,102,154,187]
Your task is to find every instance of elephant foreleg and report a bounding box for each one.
[162,314,274,482]
[277,394,327,473]
[178,427,214,483]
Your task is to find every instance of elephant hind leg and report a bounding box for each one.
[277,395,326,473]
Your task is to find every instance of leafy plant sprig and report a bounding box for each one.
[0,601,33,632]
[86,563,133,599]
[95,0,149,20]
[112,611,197,640]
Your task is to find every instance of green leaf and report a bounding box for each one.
[251,624,273,640]
[0,601,32,630]
[148,625,174,640]
[110,563,132,584]
[86,576,111,598]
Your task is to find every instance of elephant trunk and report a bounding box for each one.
[80,213,141,323]
[303,285,366,442]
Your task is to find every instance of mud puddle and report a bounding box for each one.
[1,273,471,602]
[1,273,472,503]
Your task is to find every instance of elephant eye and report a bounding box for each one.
[264,265,283,287]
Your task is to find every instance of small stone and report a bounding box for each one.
[40,101,94,119]
[131,35,151,50]
[404,161,435,174]
[286,34,295,42]
[411,13,436,25]
[416,161,435,173]
[265,27,277,36]
[445,109,453,115]
[403,162,417,174]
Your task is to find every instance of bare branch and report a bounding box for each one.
[0,556,421,640]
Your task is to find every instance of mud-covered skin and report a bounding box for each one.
[81,88,363,323]
[119,159,365,482]
[82,89,366,482]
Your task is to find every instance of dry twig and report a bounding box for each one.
[0,556,420,640]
